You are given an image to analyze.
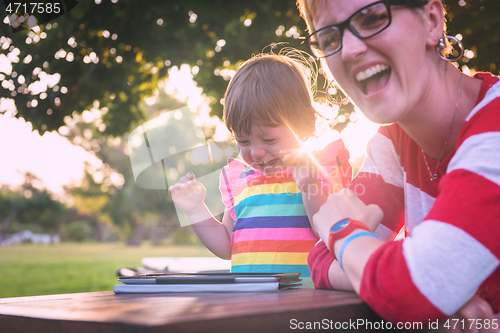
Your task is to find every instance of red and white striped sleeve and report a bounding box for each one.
[308,124,406,289]
[359,73,500,322]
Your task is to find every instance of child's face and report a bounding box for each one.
[234,122,300,175]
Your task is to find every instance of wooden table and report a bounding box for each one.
[0,289,387,333]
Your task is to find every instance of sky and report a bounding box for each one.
[0,112,102,196]
[0,64,380,199]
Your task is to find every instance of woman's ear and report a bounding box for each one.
[424,0,446,47]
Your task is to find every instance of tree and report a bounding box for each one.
[2,0,497,136]
[445,0,500,74]
[0,0,307,135]
[0,173,66,235]
[62,84,225,245]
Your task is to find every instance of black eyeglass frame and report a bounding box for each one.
[304,0,428,59]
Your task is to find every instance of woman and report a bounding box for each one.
[297,0,500,327]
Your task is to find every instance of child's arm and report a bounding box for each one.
[300,179,328,237]
[169,172,232,260]
[186,207,233,260]
[282,150,329,236]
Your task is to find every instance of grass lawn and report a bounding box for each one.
[0,243,214,298]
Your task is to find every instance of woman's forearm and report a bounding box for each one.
[331,231,384,293]
[312,190,384,292]
[328,259,356,291]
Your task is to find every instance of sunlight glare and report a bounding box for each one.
[341,109,379,160]
[0,54,13,75]
[287,125,332,181]
[0,113,102,198]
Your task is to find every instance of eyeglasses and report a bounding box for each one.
[305,0,428,59]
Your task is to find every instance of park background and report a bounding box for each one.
[0,0,498,298]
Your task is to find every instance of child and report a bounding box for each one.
[168,52,351,287]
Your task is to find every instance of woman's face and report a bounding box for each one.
[312,0,433,124]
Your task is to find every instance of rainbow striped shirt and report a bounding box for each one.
[219,140,351,288]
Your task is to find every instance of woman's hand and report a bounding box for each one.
[312,188,383,244]
[168,172,206,216]
[432,295,499,333]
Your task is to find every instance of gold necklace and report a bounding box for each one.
[422,74,462,181]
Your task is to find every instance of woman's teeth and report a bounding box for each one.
[356,64,389,82]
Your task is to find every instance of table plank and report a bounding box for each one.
[0,289,382,333]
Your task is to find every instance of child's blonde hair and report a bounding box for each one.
[223,50,317,141]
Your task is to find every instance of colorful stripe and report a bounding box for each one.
[232,240,318,255]
[231,166,316,284]
[231,227,318,242]
[231,252,309,266]
[236,204,306,219]
[235,192,303,210]
[231,264,311,277]
[233,216,312,231]
[234,182,300,204]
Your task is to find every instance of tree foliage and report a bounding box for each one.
[0,173,65,235]
[0,0,305,135]
[2,0,496,137]
[445,0,500,74]
[62,89,218,244]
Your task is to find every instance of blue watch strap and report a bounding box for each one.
[338,232,380,270]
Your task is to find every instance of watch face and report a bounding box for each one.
[330,218,351,232]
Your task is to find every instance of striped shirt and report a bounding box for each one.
[308,72,500,321]
[220,140,351,288]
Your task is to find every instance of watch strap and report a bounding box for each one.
[328,219,370,260]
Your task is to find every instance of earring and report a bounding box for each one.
[325,80,349,105]
[436,35,464,62]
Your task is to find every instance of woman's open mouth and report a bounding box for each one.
[356,64,391,95]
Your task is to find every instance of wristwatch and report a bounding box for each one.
[328,218,370,259]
